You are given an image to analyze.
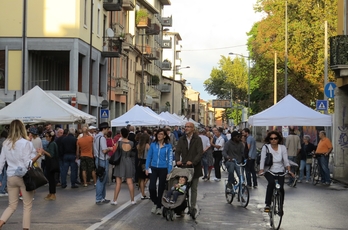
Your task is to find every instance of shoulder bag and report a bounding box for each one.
[23,162,48,191]
[264,144,273,167]
[109,141,122,166]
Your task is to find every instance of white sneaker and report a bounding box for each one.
[214,178,221,182]
[0,193,8,197]
[151,205,157,214]
[110,200,117,205]
[131,201,136,205]
[155,208,162,215]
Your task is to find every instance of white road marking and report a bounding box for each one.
[86,193,142,230]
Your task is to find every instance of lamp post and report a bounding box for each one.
[285,0,288,96]
[171,66,190,113]
[228,52,250,117]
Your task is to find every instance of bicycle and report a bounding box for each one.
[311,154,322,185]
[260,171,288,230]
[225,159,249,208]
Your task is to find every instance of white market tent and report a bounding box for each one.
[248,94,332,126]
[0,86,96,124]
[159,112,183,126]
[111,105,168,127]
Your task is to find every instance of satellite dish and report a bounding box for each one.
[106,28,115,38]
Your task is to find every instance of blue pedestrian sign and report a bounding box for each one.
[324,82,336,98]
[100,109,109,119]
[316,100,328,111]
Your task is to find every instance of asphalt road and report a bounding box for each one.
[0,169,347,230]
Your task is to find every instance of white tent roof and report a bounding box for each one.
[0,86,96,124]
[248,94,332,126]
[164,112,186,126]
[159,112,183,126]
[111,105,168,127]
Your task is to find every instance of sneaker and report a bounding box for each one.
[264,205,270,212]
[297,180,302,183]
[155,208,162,215]
[131,201,136,205]
[151,205,157,214]
[71,185,79,189]
[305,180,309,183]
[141,195,149,200]
[83,184,88,187]
[162,197,169,203]
[0,193,8,197]
[175,214,183,218]
[96,199,110,205]
[110,200,117,205]
[324,182,331,186]
[214,178,221,182]
[19,196,23,200]
[253,186,258,189]
[170,200,175,204]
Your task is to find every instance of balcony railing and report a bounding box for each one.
[102,38,123,58]
[154,84,171,93]
[330,35,348,72]
[122,0,135,11]
[103,0,123,11]
[114,78,128,94]
[146,23,161,35]
[136,45,160,60]
[162,39,172,49]
[161,16,172,27]
[161,61,172,70]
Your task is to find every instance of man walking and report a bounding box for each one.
[61,128,78,188]
[242,128,258,188]
[175,122,203,217]
[94,122,114,204]
[285,127,301,185]
[211,127,225,181]
[315,131,333,185]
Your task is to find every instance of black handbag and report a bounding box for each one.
[23,163,48,191]
[109,141,121,166]
[264,145,273,167]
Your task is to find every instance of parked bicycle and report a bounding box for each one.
[311,154,322,185]
[260,171,288,230]
[225,159,249,208]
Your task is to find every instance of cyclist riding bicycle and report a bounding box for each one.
[259,131,294,212]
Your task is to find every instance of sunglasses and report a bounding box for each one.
[269,137,278,140]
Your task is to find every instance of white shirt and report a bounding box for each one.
[214,136,225,151]
[93,133,109,160]
[199,135,210,152]
[0,138,32,177]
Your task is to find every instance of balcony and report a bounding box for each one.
[137,45,160,60]
[146,23,161,35]
[112,23,124,37]
[137,17,151,29]
[122,0,135,11]
[330,35,348,77]
[161,16,172,27]
[115,78,128,94]
[101,38,123,58]
[103,0,123,11]
[162,39,172,49]
[161,61,172,70]
[154,84,171,93]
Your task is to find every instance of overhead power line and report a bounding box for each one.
[182,44,247,52]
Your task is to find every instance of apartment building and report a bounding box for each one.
[185,86,200,123]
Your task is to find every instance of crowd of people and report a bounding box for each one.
[0,119,334,229]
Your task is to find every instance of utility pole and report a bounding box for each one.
[274,52,277,105]
[284,0,288,96]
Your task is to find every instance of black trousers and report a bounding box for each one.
[245,159,258,187]
[47,169,56,194]
[213,151,222,179]
[149,167,168,208]
[264,172,284,206]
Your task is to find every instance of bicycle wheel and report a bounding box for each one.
[311,163,319,185]
[239,184,249,207]
[225,186,234,204]
[271,192,283,230]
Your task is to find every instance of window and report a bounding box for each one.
[97,9,100,35]
[84,0,87,26]
[0,50,4,89]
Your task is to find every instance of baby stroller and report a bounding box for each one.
[162,167,195,221]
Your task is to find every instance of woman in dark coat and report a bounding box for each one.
[299,135,316,182]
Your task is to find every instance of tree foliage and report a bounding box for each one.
[247,0,337,113]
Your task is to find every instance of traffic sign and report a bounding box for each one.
[316,100,328,111]
[70,97,76,107]
[324,82,336,98]
[100,109,109,119]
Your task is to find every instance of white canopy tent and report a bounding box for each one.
[159,112,183,126]
[0,86,96,124]
[111,105,168,127]
[164,112,186,126]
[248,94,332,126]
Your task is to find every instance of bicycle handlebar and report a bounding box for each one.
[228,158,247,167]
[259,170,289,177]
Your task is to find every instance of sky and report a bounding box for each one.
[163,0,263,101]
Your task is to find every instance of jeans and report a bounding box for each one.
[149,167,167,208]
[201,156,208,178]
[245,159,258,187]
[318,155,331,183]
[61,154,78,186]
[95,159,109,202]
[288,156,296,184]
[0,167,7,194]
[299,159,311,181]
[225,161,240,185]
[213,151,222,179]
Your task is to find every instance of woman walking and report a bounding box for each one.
[111,128,136,205]
[0,120,41,230]
[39,131,59,201]
[299,135,316,183]
[136,133,150,199]
[145,128,173,215]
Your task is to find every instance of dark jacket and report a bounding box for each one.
[300,142,316,160]
[61,133,77,155]
[222,140,244,163]
[175,133,203,178]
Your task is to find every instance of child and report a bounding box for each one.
[163,176,187,204]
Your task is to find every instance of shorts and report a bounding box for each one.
[80,156,95,172]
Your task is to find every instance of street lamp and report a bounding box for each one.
[171,66,190,113]
[228,52,250,118]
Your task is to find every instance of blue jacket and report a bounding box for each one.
[146,142,173,172]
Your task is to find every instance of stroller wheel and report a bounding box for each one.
[162,207,167,218]
[190,208,197,220]
[166,211,171,221]
[170,210,174,221]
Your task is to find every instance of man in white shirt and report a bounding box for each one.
[211,128,225,181]
[199,129,211,181]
